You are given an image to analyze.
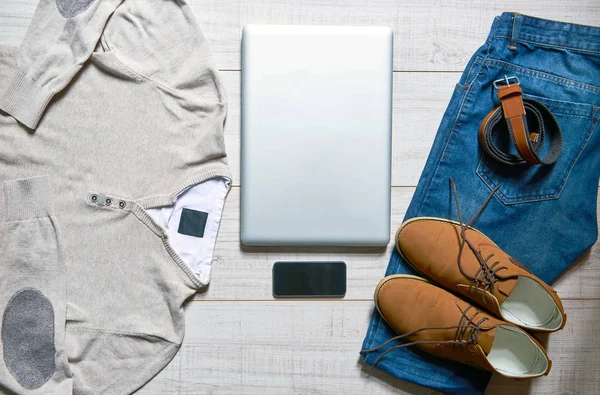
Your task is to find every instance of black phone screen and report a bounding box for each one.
[272,261,347,297]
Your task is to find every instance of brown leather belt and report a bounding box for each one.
[479,76,562,165]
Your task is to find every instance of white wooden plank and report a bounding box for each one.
[189,0,600,71]
[0,0,37,47]
[138,300,600,394]
[204,187,600,301]
[2,1,599,71]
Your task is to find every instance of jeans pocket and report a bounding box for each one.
[457,56,485,90]
[477,94,600,204]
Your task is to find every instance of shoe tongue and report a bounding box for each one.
[476,327,496,355]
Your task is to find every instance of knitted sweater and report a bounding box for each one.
[0,1,231,393]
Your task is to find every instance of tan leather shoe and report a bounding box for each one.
[363,275,552,379]
[396,181,566,333]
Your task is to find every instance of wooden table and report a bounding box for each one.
[1,1,599,394]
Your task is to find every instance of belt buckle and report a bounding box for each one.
[493,75,520,89]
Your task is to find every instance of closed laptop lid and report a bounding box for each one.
[241,25,393,246]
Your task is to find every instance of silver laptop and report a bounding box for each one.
[241,25,393,247]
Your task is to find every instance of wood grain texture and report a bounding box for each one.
[189,0,600,71]
[2,1,600,71]
[138,300,600,395]
[0,0,36,46]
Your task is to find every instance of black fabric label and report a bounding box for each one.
[178,208,209,238]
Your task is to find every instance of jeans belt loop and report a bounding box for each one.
[508,13,522,50]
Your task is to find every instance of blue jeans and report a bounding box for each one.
[361,13,600,394]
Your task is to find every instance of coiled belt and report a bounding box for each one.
[479,76,562,165]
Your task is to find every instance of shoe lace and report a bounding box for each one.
[450,177,508,303]
[362,304,489,368]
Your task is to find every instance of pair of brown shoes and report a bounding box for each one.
[363,180,566,379]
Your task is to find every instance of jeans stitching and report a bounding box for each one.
[517,37,600,56]
[461,56,483,89]
[418,87,470,212]
[553,115,600,199]
[476,114,599,204]
[485,58,600,94]
[521,94,596,118]
[476,160,560,203]
[489,35,600,56]
[508,14,520,50]
[417,43,492,215]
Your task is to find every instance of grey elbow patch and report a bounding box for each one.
[2,288,56,389]
[55,0,96,18]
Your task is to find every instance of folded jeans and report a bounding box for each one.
[361,12,600,394]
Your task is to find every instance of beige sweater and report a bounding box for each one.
[0,0,231,393]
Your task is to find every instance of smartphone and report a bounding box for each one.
[272,261,347,298]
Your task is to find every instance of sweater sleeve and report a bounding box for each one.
[0,0,123,129]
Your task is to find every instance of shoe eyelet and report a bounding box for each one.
[91,194,98,203]
[105,198,112,206]
[118,201,126,209]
